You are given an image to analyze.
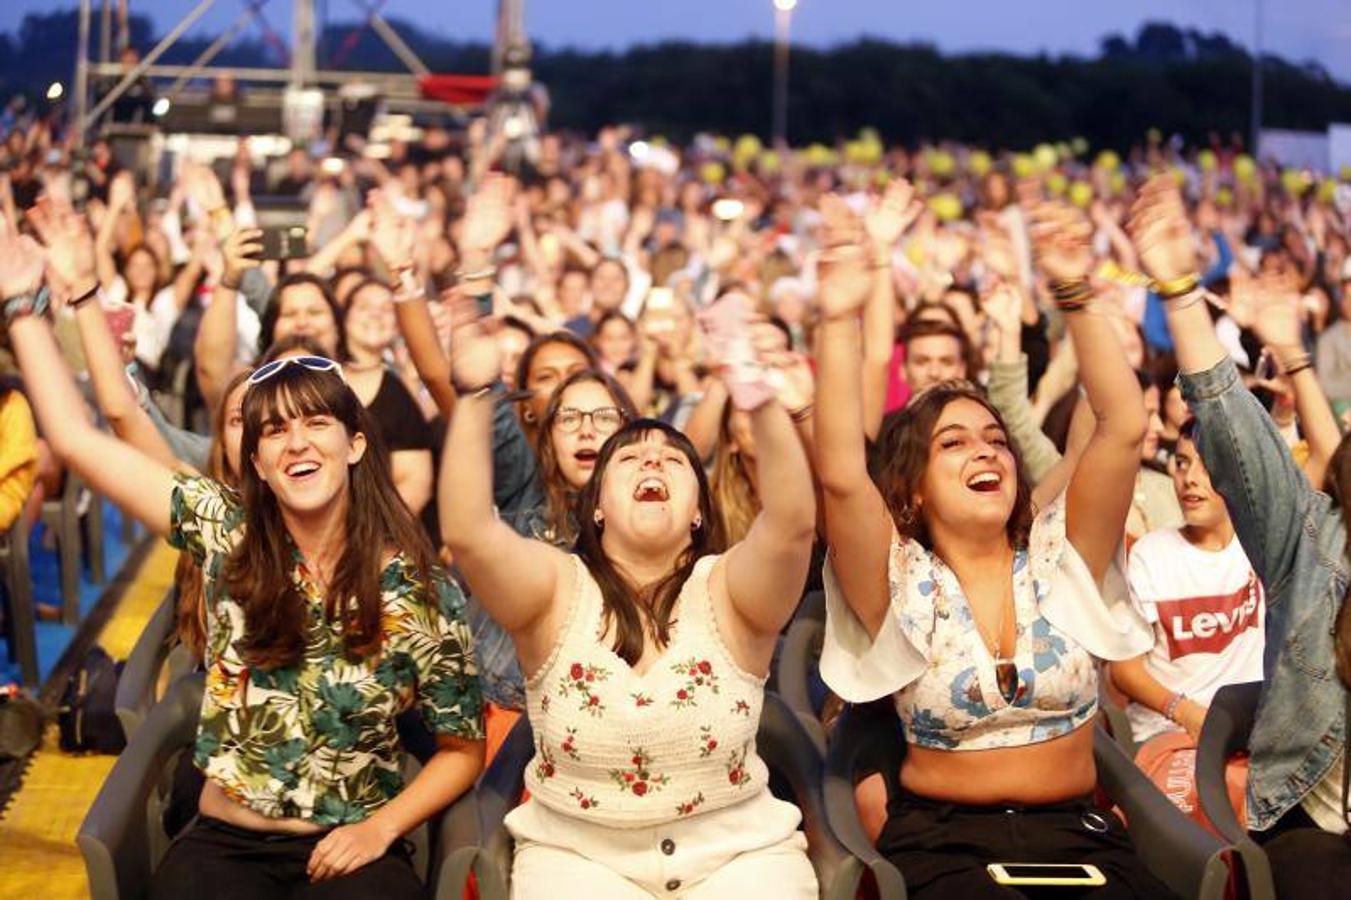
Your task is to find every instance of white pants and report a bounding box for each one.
[505,788,817,899]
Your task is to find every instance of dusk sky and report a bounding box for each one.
[3,1,1349,81]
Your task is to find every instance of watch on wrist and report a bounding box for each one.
[2,286,51,324]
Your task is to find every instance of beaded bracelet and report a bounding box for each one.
[1049,277,1094,312]
[1,286,51,325]
[1163,691,1186,722]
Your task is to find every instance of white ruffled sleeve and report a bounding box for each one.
[1033,492,1153,661]
[819,530,933,703]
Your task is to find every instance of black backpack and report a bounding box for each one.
[58,647,126,754]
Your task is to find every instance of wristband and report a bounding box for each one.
[456,265,498,282]
[1154,273,1200,301]
[452,379,497,400]
[69,282,99,310]
[1284,361,1313,378]
[393,268,422,304]
[1163,692,1186,723]
[788,403,814,422]
[1048,277,1094,312]
[2,286,51,325]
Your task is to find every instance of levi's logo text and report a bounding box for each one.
[1156,583,1260,658]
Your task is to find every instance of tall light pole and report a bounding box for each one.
[1250,0,1264,156]
[772,0,796,148]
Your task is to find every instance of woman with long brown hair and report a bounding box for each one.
[814,196,1168,897]
[440,295,819,896]
[1,231,484,899]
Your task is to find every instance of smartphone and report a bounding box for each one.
[256,225,309,260]
[645,287,675,312]
[986,863,1106,887]
[712,198,745,222]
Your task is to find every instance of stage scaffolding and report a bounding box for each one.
[71,0,529,148]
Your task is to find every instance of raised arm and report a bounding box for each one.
[1030,202,1146,582]
[195,227,262,411]
[723,394,816,642]
[27,195,181,470]
[1,237,175,536]
[1245,271,1342,489]
[439,303,562,635]
[813,196,896,639]
[1129,175,1311,592]
[861,179,922,440]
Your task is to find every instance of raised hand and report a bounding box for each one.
[0,234,46,301]
[367,193,415,271]
[180,161,226,212]
[1028,201,1094,283]
[459,174,516,256]
[864,177,923,249]
[107,170,136,212]
[816,193,872,321]
[982,281,1023,336]
[1247,270,1304,352]
[448,297,503,390]
[1127,174,1197,284]
[27,194,97,293]
[219,227,263,290]
[977,211,1020,283]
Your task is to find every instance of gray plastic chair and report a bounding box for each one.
[40,471,105,624]
[825,701,1236,900]
[79,673,457,900]
[434,692,902,900]
[776,590,828,753]
[1196,681,1275,900]
[0,513,40,685]
[114,588,192,742]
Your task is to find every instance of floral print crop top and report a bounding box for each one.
[820,493,1152,751]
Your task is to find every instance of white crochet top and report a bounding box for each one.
[523,554,768,828]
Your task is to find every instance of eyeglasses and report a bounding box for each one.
[553,406,626,434]
[246,356,344,388]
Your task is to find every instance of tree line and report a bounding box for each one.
[2,11,1348,151]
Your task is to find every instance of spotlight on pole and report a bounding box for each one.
[152,97,172,118]
[46,82,65,101]
[773,0,798,10]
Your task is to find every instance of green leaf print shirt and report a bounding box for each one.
[168,474,485,825]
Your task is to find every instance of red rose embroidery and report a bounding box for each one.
[670,657,719,707]
[609,747,669,796]
[559,663,610,716]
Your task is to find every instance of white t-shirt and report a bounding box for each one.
[1301,752,1348,835]
[1125,528,1265,742]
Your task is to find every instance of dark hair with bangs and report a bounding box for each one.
[257,273,347,361]
[221,364,435,668]
[573,418,725,666]
[871,380,1034,551]
[535,369,638,544]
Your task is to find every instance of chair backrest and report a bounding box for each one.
[114,589,181,742]
[1093,725,1232,900]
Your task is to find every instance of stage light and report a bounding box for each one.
[46,82,64,101]
[151,97,172,118]
[773,0,797,11]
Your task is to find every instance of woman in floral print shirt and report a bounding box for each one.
[1,232,484,900]
[441,294,818,898]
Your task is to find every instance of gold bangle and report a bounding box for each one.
[1154,274,1200,300]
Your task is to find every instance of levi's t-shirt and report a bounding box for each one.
[1125,528,1265,742]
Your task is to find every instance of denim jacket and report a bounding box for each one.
[1180,356,1347,832]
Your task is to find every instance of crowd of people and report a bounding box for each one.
[1,103,1350,899]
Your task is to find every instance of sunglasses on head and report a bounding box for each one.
[246,356,344,388]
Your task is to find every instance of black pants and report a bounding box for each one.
[876,793,1177,899]
[1252,805,1351,900]
[149,816,423,900]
